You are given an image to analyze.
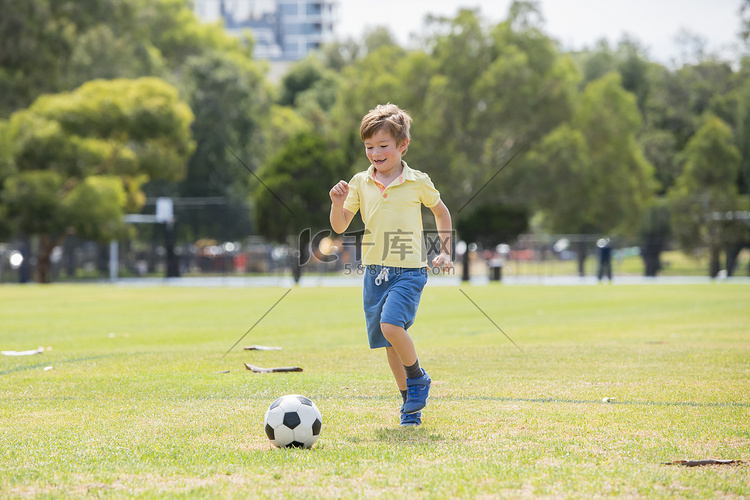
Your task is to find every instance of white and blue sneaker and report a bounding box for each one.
[403,369,431,414]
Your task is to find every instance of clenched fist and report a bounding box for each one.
[329,180,349,206]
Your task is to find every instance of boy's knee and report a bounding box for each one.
[380,322,404,340]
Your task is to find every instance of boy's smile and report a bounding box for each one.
[364,128,409,180]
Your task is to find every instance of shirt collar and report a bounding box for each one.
[366,161,416,184]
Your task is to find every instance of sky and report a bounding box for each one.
[336,0,743,65]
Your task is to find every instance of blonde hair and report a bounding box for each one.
[360,103,412,152]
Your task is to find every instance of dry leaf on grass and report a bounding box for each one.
[244,363,302,373]
[664,459,743,467]
[1,346,50,356]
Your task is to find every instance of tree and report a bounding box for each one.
[331,43,423,183]
[525,124,594,233]
[574,73,656,233]
[376,4,577,211]
[361,26,401,55]
[0,0,103,116]
[575,38,652,114]
[614,39,652,113]
[526,73,656,275]
[645,61,736,153]
[319,38,362,72]
[265,106,316,162]
[253,130,347,261]
[667,116,743,277]
[0,119,14,239]
[639,129,677,194]
[0,0,170,116]
[279,55,334,108]
[172,49,271,241]
[742,0,750,48]
[578,40,617,84]
[327,4,581,286]
[0,120,12,185]
[2,77,194,282]
[639,198,671,276]
[0,0,272,251]
[734,68,750,194]
[277,55,343,141]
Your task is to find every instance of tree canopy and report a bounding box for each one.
[1,0,749,280]
[253,130,347,245]
[668,116,744,276]
[2,77,194,282]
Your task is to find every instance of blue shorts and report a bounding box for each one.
[363,265,429,349]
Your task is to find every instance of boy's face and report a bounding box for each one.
[364,128,408,176]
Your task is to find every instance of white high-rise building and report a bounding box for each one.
[192,0,339,61]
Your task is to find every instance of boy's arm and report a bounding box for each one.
[429,200,454,271]
[329,180,355,234]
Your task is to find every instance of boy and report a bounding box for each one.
[329,103,453,426]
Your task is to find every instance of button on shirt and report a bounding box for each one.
[343,161,441,268]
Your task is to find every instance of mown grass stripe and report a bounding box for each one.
[0,353,119,376]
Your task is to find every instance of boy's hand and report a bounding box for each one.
[329,180,349,206]
[431,253,454,272]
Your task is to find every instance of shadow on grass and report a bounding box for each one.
[373,427,445,444]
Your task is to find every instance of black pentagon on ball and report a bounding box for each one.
[283,411,301,429]
[289,441,306,448]
[297,395,313,407]
[265,423,275,440]
[312,418,322,436]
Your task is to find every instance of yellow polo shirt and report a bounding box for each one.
[343,161,441,268]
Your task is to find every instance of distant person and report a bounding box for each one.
[329,103,453,427]
[597,237,612,282]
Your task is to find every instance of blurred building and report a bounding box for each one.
[193,0,339,60]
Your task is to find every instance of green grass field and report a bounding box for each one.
[1,283,748,498]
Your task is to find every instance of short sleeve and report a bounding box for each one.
[420,174,441,208]
[342,173,360,214]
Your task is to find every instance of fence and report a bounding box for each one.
[4,231,744,283]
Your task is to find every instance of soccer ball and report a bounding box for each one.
[263,394,322,449]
